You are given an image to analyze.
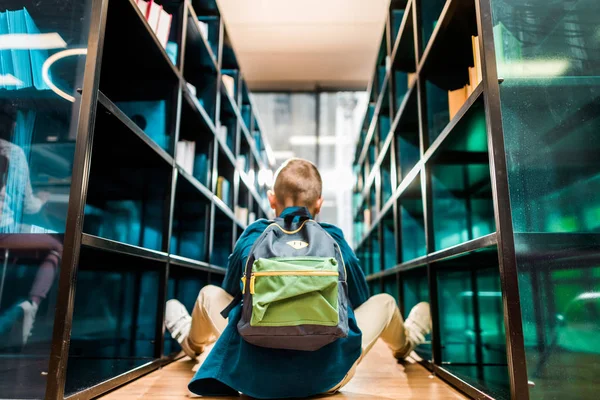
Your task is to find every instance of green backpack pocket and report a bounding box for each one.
[248,257,339,327]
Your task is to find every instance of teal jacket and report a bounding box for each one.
[188,207,370,399]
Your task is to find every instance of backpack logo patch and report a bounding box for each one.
[287,240,309,250]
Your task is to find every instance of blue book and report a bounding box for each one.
[221,178,231,207]
[193,153,209,186]
[115,100,168,151]
[0,12,15,90]
[24,7,49,90]
[7,9,33,89]
[166,41,178,65]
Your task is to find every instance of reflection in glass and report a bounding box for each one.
[0,0,91,397]
[399,175,426,262]
[436,251,510,399]
[491,0,600,397]
[420,0,447,51]
[382,211,396,270]
[425,80,449,146]
[66,248,161,396]
[430,105,494,250]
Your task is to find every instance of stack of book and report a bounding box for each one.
[0,7,52,91]
[216,176,231,206]
[447,35,483,120]
[234,206,249,225]
[176,140,196,175]
[222,74,235,98]
[136,0,172,49]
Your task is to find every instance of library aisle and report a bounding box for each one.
[100,341,467,400]
[1,0,599,399]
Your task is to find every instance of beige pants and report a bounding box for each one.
[185,285,409,392]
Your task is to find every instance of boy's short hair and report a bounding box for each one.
[273,158,322,206]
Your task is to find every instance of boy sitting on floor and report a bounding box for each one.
[165,158,431,399]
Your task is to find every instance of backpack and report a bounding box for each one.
[235,213,349,351]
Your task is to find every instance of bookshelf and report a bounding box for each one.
[0,0,273,398]
[353,0,600,400]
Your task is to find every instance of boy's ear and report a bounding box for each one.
[267,190,278,210]
[313,196,324,216]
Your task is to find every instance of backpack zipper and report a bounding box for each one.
[249,270,339,294]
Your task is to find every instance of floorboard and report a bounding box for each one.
[100,341,468,399]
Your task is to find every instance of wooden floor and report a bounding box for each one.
[101,341,467,399]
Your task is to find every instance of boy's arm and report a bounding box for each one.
[321,223,370,308]
[221,220,270,296]
[342,245,370,309]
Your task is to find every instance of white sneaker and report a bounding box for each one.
[395,302,432,359]
[18,300,38,346]
[165,300,198,359]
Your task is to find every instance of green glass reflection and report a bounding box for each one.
[399,176,426,262]
[391,9,405,42]
[425,80,450,145]
[394,89,420,181]
[436,250,509,398]
[431,105,494,250]
[381,153,394,205]
[490,0,600,397]
[370,230,382,274]
[420,0,447,51]
[384,275,399,303]
[382,212,397,269]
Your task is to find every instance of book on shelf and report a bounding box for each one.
[115,100,168,150]
[222,74,235,98]
[248,212,256,224]
[236,155,247,171]
[186,82,197,97]
[216,176,231,206]
[471,36,483,84]
[0,7,51,91]
[145,0,161,31]
[176,140,195,175]
[136,0,148,15]
[407,72,417,87]
[363,209,371,229]
[448,86,468,120]
[235,206,249,225]
[137,0,172,50]
[156,7,173,49]
[197,20,209,41]
[193,153,209,186]
[445,35,484,120]
[217,125,228,143]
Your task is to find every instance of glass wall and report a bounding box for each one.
[253,92,367,244]
[0,0,92,397]
[491,0,600,398]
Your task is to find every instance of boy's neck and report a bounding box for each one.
[276,204,315,218]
